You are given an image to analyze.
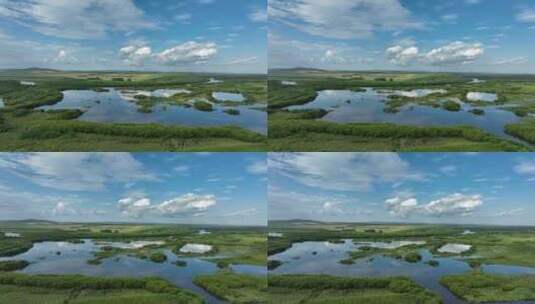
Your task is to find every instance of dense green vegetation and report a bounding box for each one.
[0,220,267,303]
[269,113,528,152]
[267,260,282,270]
[505,119,535,145]
[193,100,213,112]
[268,275,441,304]
[268,69,535,151]
[442,100,461,112]
[0,260,29,272]
[0,238,33,257]
[0,69,266,151]
[441,272,535,303]
[268,220,535,267]
[0,272,202,304]
[269,220,535,303]
[194,271,268,303]
[0,220,266,267]
[149,252,167,263]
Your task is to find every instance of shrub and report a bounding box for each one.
[442,100,461,112]
[149,252,167,263]
[193,101,213,112]
[0,260,30,271]
[267,260,282,270]
[223,109,240,115]
[404,252,422,263]
[469,108,485,116]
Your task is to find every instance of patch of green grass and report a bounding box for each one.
[442,100,461,112]
[268,274,441,304]
[149,252,167,263]
[404,252,422,263]
[267,260,282,270]
[0,272,202,304]
[268,119,529,152]
[193,100,213,112]
[0,239,34,257]
[469,108,485,116]
[223,109,240,115]
[194,271,267,303]
[0,260,29,271]
[441,271,535,303]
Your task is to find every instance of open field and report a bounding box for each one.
[268,220,535,303]
[268,275,441,304]
[194,270,268,303]
[268,69,535,151]
[0,220,267,303]
[0,272,202,304]
[441,272,535,303]
[0,69,267,151]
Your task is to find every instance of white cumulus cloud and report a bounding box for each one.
[385,193,483,217]
[269,153,423,192]
[0,0,154,39]
[269,0,423,39]
[386,41,484,66]
[0,153,155,192]
[118,193,216,218]
[424,41,484,66]
[155,41,217,65]
[119,45,152,66]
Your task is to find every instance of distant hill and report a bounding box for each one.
[0,67,60,73]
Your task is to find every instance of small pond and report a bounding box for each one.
[3,232,21,238]
[269,240,535,304]
[281,81,297,86]
[0,239,265,304]
[287,88,521,143]
[0,98,4,108]
[20,81,36,86]
[212,92,246,102]
[467,92,498,102]
[207,78,223,84]
[38,88,266,134]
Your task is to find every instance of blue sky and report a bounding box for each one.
[269,0,535,73]
[0,153,267,226]
[0,0,267,73]
[269,153,535,226]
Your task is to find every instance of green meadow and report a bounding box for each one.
[268,69,535,152]
[0,69,267,152]
[268,220,535,303]
[0,220,267,304]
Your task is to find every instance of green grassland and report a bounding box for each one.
[0,220,266,267]
[0,272,202,304]
[268,220,535,267]
[440,272,535,303]
[194,270,268,303]
[268,69,535,151]
[0,220,267,303]
[268,275,441,304]
[0,69,267,151]
[269,220,535,303]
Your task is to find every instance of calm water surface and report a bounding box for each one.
[269,240,535,304]
[38,88,266,134]
[288,88,520,142]
[0,240,266,304]
[212,92,246,102]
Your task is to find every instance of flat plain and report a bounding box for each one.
[268,68,535,152]
[0,69,267,152]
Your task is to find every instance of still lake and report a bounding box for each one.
[0,239,266,304]
[269,240,535,304]
[39,88,266,134]
[288,88,521,142]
